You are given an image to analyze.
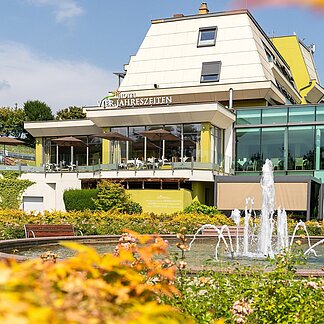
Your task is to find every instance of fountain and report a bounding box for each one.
[189,159,322,261]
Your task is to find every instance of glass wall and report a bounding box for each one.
[43,123,223,168]
[235,105,324,172]
[107,123,214,166]
[47,136,102,166]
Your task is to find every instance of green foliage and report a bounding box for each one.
[0,106,25,139]
[63,189,98,211]
[23,100,54,121]
[288,219,324,236]
[23,100,54,147]
[56,106,86,120]
[93,180,143,214]
[184,200,224,216]
[0,170,20,180]
[163,246,324,323]
[0,173,34,209]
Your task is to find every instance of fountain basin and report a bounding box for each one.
[1,235,323,277]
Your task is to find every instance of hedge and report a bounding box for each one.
[63,189,98,211]
[0,209,322,240]
[0,210,234,239]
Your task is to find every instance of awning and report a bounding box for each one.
[86,102,235,129]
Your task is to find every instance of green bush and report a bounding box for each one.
[163,247,324,323]
[63,189,98,211]
[184,200,223,216]
[93,180,142,214]
[0,171,34,209]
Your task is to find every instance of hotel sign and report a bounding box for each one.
[98,92,172,108]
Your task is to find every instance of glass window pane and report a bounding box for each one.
[164,125,181,162]
[110,127,128,164]
[183,123,201,162]
[201,74,219,82]
[236,128,261,171]
[261,127,285,170]
[129,126,145,162]
[236,109,261,125]
[262,108,287,125]
[200,30,215,41]
[289,106,315,123]
[316,126,324,170]
[316,106,324,121]
[198,28,217,47]
[288,126,314,170]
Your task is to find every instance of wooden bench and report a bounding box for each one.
[24,224,82,238]
[202,226,245,237]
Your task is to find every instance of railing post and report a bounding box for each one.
[76,160,79,176]
[191,157,194,175]
[60,161,62,176]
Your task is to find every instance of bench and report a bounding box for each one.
[202,226,245,237]
[24,224,82,238]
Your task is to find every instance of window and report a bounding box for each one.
[201,61,221,83]
[198,27,217,47]
[236,109,261,125]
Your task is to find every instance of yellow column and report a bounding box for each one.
[201,122,211,162]
[192,182,206,204]
[35,137,43,166]
[101,128,110,164]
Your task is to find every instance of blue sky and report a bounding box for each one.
[1,0,324,112]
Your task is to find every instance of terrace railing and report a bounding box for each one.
[0,156,233,176]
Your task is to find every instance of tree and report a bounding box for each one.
[0,107,25,139]
[24,100,54,121]
[23,100,54,147]
[56,106,86,120]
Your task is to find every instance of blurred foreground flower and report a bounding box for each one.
[232,299,253,323]
[233,0,324,10]
[0,231,188,323]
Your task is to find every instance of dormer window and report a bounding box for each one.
[201,61,221,82]
[198,27,217,47]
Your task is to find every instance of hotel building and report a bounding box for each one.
[23,4,324,219]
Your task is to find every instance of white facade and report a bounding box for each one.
[21,173,81,212]
[119,10,300,105]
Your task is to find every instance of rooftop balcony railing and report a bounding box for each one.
[0,156,233,176]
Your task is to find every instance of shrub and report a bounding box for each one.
[93,180,142,214]
[0,171,34,209]
[63,188,98,211]
[184,200,223,216]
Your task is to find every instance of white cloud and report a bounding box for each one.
[26,0,85,22]
[0,42,116,112]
